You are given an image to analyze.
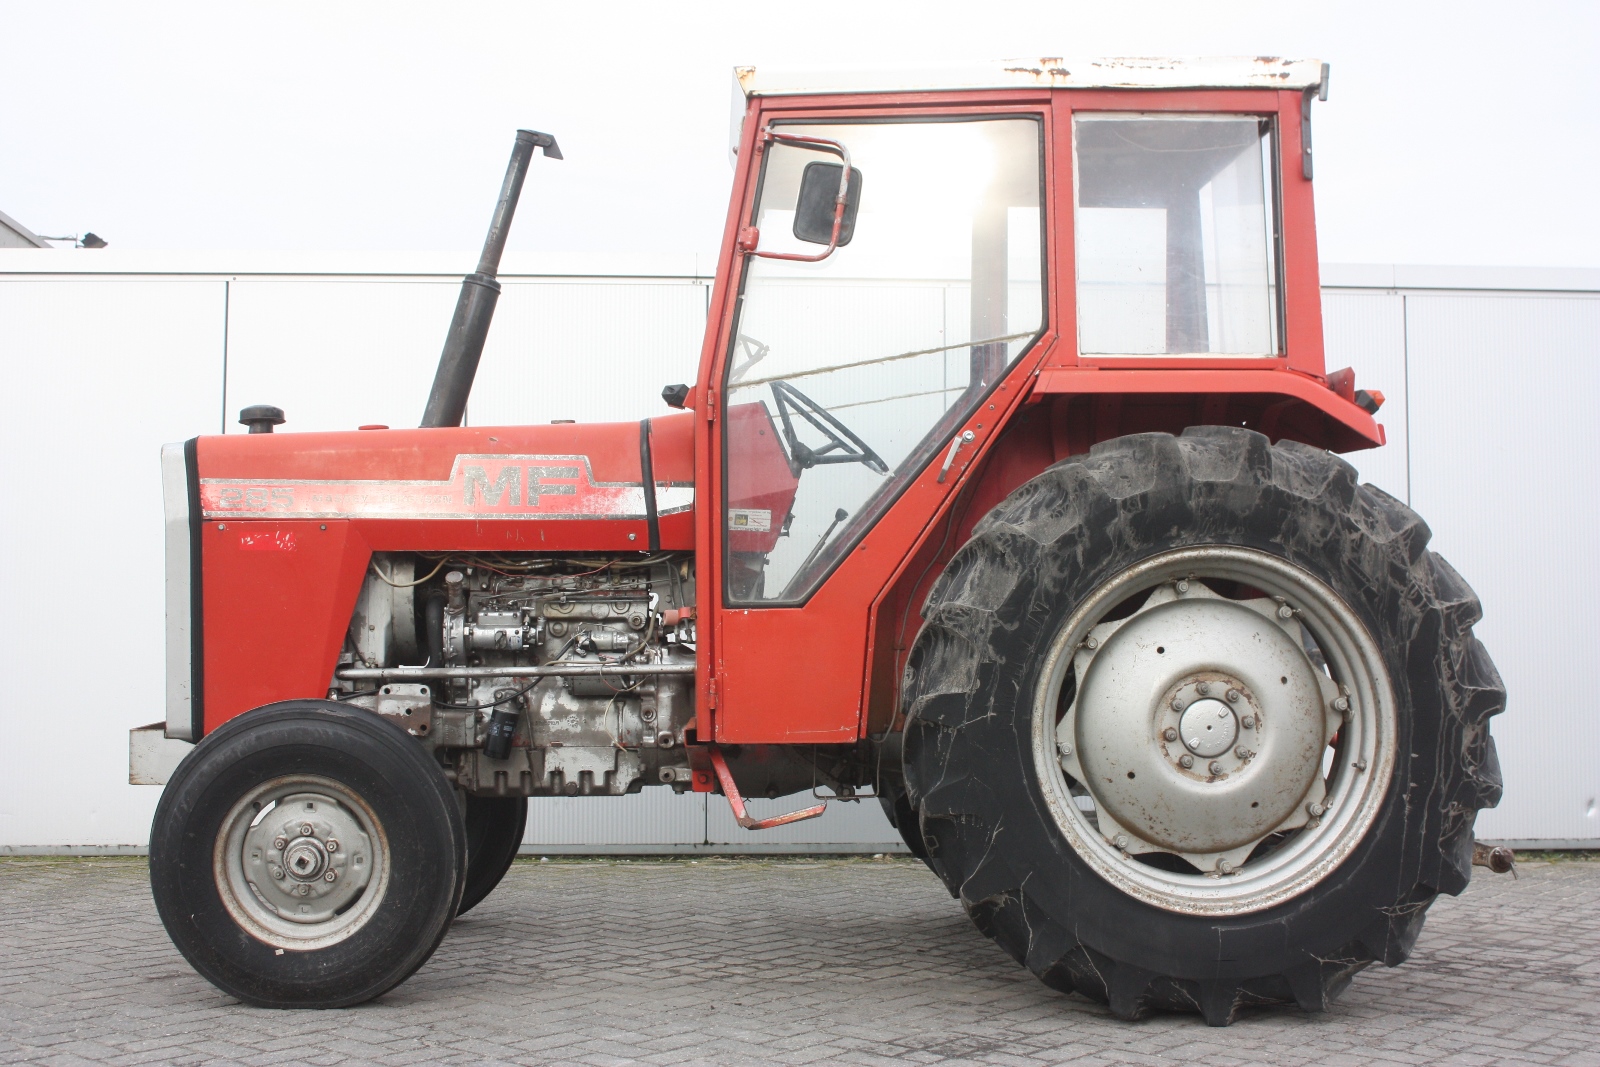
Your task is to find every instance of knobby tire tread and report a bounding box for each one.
[900,427,1504,1025]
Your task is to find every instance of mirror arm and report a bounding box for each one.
[742,127,852,263]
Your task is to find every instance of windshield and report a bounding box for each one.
[723,117,1045,604]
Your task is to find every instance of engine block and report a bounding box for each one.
[335,553,696,798]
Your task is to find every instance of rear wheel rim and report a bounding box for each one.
[213,774,391,950]
[1031,545,1397,916]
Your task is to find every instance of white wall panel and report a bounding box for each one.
[519,790,906,852]
[223,278,458,433]
[0,280,224,846]
[470,280,706,427]
[523,791,708,847]
[225,277,706,434]
[1405,294,1600,843]
[1,264,1594,850]
[1321,290,1409,502]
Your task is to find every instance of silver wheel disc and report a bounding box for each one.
[213,775,390,950]
[1032,546,1396,916]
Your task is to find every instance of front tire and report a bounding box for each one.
[902,427,1503,1025]
[457,795,527,916]
[150,700,466,1008]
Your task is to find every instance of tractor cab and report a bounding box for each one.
[699,58,1375,747]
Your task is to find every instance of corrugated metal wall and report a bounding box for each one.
[0,255,1593,849]
[1320,275,1600,845]
[1402,292,1600,844]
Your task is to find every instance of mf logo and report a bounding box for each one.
[462,464,581,509]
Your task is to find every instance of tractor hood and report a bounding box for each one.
[192,411,696,553]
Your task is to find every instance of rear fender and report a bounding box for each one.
[866,372,1387,734]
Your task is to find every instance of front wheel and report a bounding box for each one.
[902,427,1504,1025]
[457,795,527,916]
[149,700,466,1008]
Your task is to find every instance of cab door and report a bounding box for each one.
[702,101,1056,743]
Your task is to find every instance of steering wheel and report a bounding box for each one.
[769,381,889,476]
[729,334,771,383]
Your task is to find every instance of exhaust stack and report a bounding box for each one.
[421,129,562,428]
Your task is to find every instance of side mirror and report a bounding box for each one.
[793,162,862,247]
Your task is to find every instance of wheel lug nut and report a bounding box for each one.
[1170,697,1183,711]
[1179,754,1195,769]
[1217,859,1234,875]
[1196,681,1210,696]
[1112,834,1129,850]
[324,870,337,882]
[1176,580,1190,593]
[1235,747,1250,759]
[272,837,286,851]
[1307,802,1325,817]
[300,824,314,837]
[1083,635,1099,650]
[1242,717,1255,730]
[1209,761,1225,775]
[1163,727,1178,742]
[1225,689,1239,703]
[270,866,284,880]
[1332,696,1350,714]
[325,839,339,853]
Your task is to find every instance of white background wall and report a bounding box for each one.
[1,252,1594,850]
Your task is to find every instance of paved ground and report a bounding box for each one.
[1,854,1596,1066]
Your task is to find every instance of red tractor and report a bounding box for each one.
[144,58,1505,1025]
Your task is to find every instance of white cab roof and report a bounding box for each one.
[736,57,1327,97]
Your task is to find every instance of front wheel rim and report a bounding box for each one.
[213,774,391,950]
[1031,546,1397,916]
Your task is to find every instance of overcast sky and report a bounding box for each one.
[3,0,1596,268]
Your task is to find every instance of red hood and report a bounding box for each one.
[195,411,696,553]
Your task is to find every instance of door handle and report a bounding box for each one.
[937,430,976,484]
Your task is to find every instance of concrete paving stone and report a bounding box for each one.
[1,856,1597,1065]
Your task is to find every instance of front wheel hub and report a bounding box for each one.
[214,776,388,949]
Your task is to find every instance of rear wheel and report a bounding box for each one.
[879,788,931,864]
[457,796,527,916]
[150,700,466,1008]
[902,427,1503,1025]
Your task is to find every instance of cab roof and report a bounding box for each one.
[736,57,1328,98]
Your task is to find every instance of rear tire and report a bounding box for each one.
[149,700,466,1008]
[879,788,932,864]
[902,427,1503,1025]
[457,796,527,916]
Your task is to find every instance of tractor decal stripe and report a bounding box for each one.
[200,454,693,521]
